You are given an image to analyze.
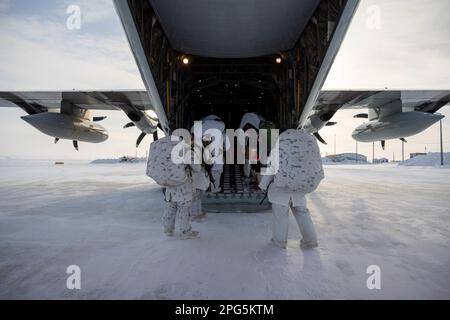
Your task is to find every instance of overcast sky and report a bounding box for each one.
[0,0,449,160]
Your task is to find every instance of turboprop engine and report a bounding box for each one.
[21,113,109,144]
[123,110,159,147]
[352,111,444,143]
[302,112,337,144]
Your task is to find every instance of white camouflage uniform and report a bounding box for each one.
[259,129,321,248]
[259,174,318,249]
[190,166,209,218]
[239,112,264,178]
[201,116,230,193]
[190,189,203,218]
[163,164,201,235]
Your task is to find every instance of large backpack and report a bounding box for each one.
[273,129,324,193]
[146,136,188,187]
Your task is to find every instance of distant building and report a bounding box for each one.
[410,153,427,159]
[325,153,367,163]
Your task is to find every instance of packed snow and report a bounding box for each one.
[0,160,449,299]
[399,152,450,167]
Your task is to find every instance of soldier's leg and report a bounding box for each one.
[190,190,200,218]
[197,191,204,215]
[178,200,199,239]
[211,170,223,193]
[271,203,290,248]
[243,158,251,178]
[292,205,318,249]
[191,191,206,222]
[190,190,204,217]
[163,201,177,236]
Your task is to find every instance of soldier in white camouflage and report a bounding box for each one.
[163,162,202,239]
[259,129,323,249]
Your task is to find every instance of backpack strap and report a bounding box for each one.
[260,180,273,205]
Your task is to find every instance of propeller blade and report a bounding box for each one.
[326,122,337,126]
[124,122,135,129]
[314,132,327,145]
[381,140,386,150]
[354,114,369,119]
[136,132,146,148]
[93,116,107,122]
[400,138,407,143]
[153,131,159,141]
[73,140,79,151]
[54,138,60,144]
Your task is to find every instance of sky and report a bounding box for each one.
[0,0,449,160]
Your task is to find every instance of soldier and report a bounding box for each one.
[259,129,324,249]
[202,116,228,193]
[190,132,210,222]
[147,136,201,240]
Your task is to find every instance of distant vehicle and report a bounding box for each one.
[373,158,389,164]
[410,153,427,159]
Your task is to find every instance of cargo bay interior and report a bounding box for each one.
[126,0,350,210]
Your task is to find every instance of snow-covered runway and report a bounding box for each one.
[0,161,449,299]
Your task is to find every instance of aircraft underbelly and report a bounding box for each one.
[149,0,320,58]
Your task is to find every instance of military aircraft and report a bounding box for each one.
[1,0,448,210]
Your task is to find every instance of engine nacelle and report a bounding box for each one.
[352,111,444,143]
[22,113,109,143]
[303,114,327,133]
[126,110,158,134]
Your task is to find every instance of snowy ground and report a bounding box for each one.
[0,160,449,299]
[399,152,450,167]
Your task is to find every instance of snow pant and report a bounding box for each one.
[190,190,203,218]
[211,170,223,193]
[243,159,251,178]
[163,200,192,234]
[272,202,318,247]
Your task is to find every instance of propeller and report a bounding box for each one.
[354,114,369,119]
[125,122,160,148]
[124,122,147,148]
[326,122,337,126]
[381,140,386,150]
[54,137,79,150]
[124,122,136,129]
[93,116,107,122]
[136,132,147,148]
[314,132,327,145]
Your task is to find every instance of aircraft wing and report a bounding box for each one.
[302,90,450,144]
[304,90,450,125]
[0,90,151,114]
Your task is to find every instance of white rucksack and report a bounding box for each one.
[273,129,324,193]
[146,136,188,187]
